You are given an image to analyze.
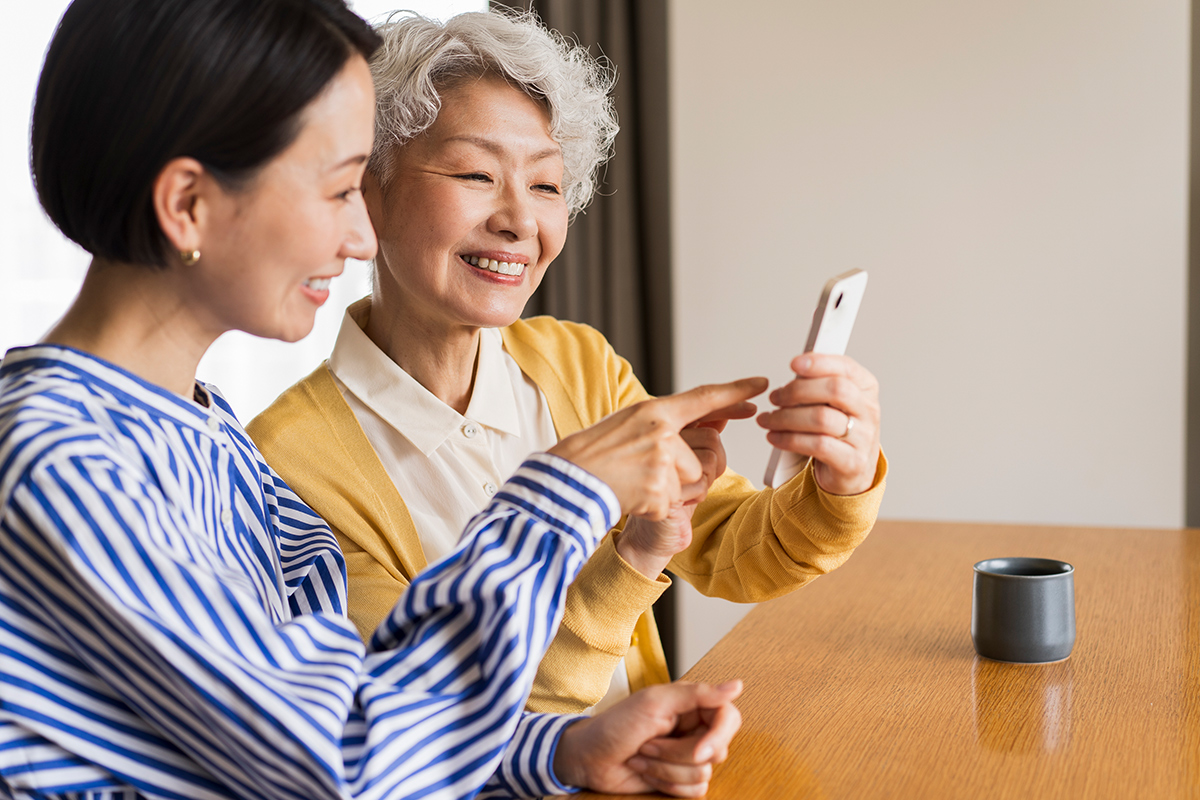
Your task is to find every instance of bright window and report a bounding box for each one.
[0,0,486,421]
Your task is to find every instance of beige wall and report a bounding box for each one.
[668,0,1189,672]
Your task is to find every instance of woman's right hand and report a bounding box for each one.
[548,378,767,522]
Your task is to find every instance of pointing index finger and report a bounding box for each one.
[655,378,769,431]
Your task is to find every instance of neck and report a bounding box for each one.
[42,258,219,399]
[364,285,481,416]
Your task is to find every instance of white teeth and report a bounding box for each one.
[304,278,332,291]
[466,255,524,276]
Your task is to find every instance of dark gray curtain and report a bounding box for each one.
[490,0,679,673]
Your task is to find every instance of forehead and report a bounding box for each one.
[423,75,559,157]
[273,56,376,176]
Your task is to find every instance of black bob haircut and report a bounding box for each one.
[31,0,382,269]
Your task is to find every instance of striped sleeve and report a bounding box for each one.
[479,713,585,798]
[1,448,617,800]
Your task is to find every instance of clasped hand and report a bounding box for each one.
[554,679,744,797]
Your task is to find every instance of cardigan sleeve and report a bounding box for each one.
[527,531,668,713]
[670,451,888,601]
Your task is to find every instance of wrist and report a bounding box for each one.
[614,521,673,578]
[552,717,593,789]
[813,448,881,496]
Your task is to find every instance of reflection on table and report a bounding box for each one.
[577,520,1200,799]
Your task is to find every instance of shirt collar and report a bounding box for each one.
[328,299,523,455]
[465,328,522,438]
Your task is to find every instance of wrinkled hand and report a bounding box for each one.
[757,353,881,496]
[550,378,767,521]
[615,404,753,577]
[554,680,744,797]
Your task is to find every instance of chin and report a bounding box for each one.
[471,315,523,331]
[275,329,312,344]
[248,315,317,344]
[473,302,530,329]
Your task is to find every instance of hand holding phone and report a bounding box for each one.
[763,269,868,488]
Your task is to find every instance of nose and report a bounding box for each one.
[487,183,538,242]
[340,192,378,262]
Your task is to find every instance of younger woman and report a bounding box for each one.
[0,1,749,797]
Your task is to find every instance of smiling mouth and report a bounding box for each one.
[302,277,332,291]
[465,255,526,277]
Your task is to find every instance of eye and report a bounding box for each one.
[534,183,561,195]
[335,187,361,201]
[456,173,492,183]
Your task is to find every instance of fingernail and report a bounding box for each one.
[628,756,648,771]
[696,745,713,761]
[641,743,661,758]
[799,357,813,372]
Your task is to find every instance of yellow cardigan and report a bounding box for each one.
[248,315,887,713]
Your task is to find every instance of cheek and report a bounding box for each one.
[539,211,569,268]
[389,182,461,238]
[236,196,313,266]
[290,203,349,262]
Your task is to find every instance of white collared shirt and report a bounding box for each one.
[329,301,560,564]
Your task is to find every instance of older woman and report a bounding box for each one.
[251,10,887,715]
[0,0,752,797]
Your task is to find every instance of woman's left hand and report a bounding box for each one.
[757,353,881,496]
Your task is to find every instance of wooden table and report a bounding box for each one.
[579,520,1200,799]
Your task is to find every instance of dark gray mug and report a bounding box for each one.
[971,557,1075,663]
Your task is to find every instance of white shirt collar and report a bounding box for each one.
[328,298,523,455]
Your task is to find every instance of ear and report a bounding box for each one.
[152,157,208,254]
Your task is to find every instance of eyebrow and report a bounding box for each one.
[331,154,369,171]
[443,135,561,162]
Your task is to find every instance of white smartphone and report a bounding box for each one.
[763,269,868,488]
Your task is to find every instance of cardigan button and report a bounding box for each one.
[630,632,640,647]
[462,422,480,438]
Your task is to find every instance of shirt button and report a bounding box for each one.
[463,422,480,438]
[207,416,221,433]
[483,481,498,496]
[221,510,233,527]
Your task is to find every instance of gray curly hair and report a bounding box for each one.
[368,9,619,219]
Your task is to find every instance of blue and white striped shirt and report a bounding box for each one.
[0,345,618,800]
